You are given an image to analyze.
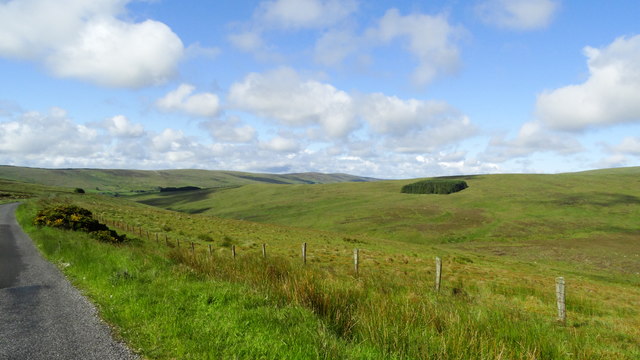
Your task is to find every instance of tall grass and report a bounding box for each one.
[171,248,626,359]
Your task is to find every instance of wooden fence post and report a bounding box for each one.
[208,244,212,255]
[190,242,195,255]
[177,239,180,248]
[262,243,267,258]
[302,242,307,264]
[165,234,168,246]
[155,233,158,243]
[556,277,566,324]
[354,248,359,276]
[435,257,442,292]
[232,245,236,259]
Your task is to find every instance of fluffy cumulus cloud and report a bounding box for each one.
[256,0,357,30]
[202,116,257,143]
[536,35,640,131]
[482,121,582,163]
[260,136,300,153]
[0,0,184,88]
[358,94,476,153]
[228,67,357,138]
[228,67,477,152]
[0,107,100,165]
[103,115,144,138]
[156,84,221,118]
[614,136,640,155]
[476,0,560,30]
[367,9,463,86]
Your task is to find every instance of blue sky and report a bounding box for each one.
[1,0,639,178]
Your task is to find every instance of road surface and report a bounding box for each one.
[0,203,137,360]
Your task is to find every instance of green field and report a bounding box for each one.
[132,168,640,275]
[4,166,640,358]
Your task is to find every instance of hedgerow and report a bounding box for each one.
[401,179,468,195]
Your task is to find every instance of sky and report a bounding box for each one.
[0,0,639,179]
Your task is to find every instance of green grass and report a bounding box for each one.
[132,168,640,274]
[6,167,640,358]
[13,191,640,359]
[16,201,362,359]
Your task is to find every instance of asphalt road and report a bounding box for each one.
[0,203,138,360]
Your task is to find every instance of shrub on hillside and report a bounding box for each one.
[401,179,468,195]
[34,204,126,243]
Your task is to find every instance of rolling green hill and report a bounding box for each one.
[133,167,640,274]
[0,165,377,194]
[4,166,640,358]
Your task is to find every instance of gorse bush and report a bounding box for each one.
[401,179,468,194]
[34,204,126,243]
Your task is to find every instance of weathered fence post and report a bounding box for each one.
[232,245,236,259]
[190,242,195,255]
[435,257,442,292]
[208,244,212,255]
[354,248,359,276]
[262,243,267,258]
[177,239,180,248]
[302,242,307,264]
[556,277,566,324]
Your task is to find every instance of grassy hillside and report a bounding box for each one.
[0,165,376,194]
[15,190,640,359]
[133,167,640,275]
[5,166,640,358]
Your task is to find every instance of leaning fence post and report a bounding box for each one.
[556,277,566,324]
[354,248,360,276]
[302,242,307,264]
[262,243,267,258]
[435,257,442,292]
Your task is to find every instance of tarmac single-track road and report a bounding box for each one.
[0,203,137,360]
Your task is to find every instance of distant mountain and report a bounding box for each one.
[0,165,378,194]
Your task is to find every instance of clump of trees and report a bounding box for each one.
[401,179,468,195]
[33,204,126,243]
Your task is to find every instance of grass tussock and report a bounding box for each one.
[171,248,632,359]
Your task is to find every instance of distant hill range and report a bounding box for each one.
[0,165,378,194]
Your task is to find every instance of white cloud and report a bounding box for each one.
[476,0,560,30]
[614,136,640,155]
[536,35,640,131]
[104,115,144,138]
[367,9,463,86]
[482,121,582,162]
[0,0,184,88]
[257,0,357,29]
[260,136,300,153]
[203,116,257,143]
[0,107,99,158]
[156,84,221,118]
[358,94,476,153]
[228,67,357,138]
